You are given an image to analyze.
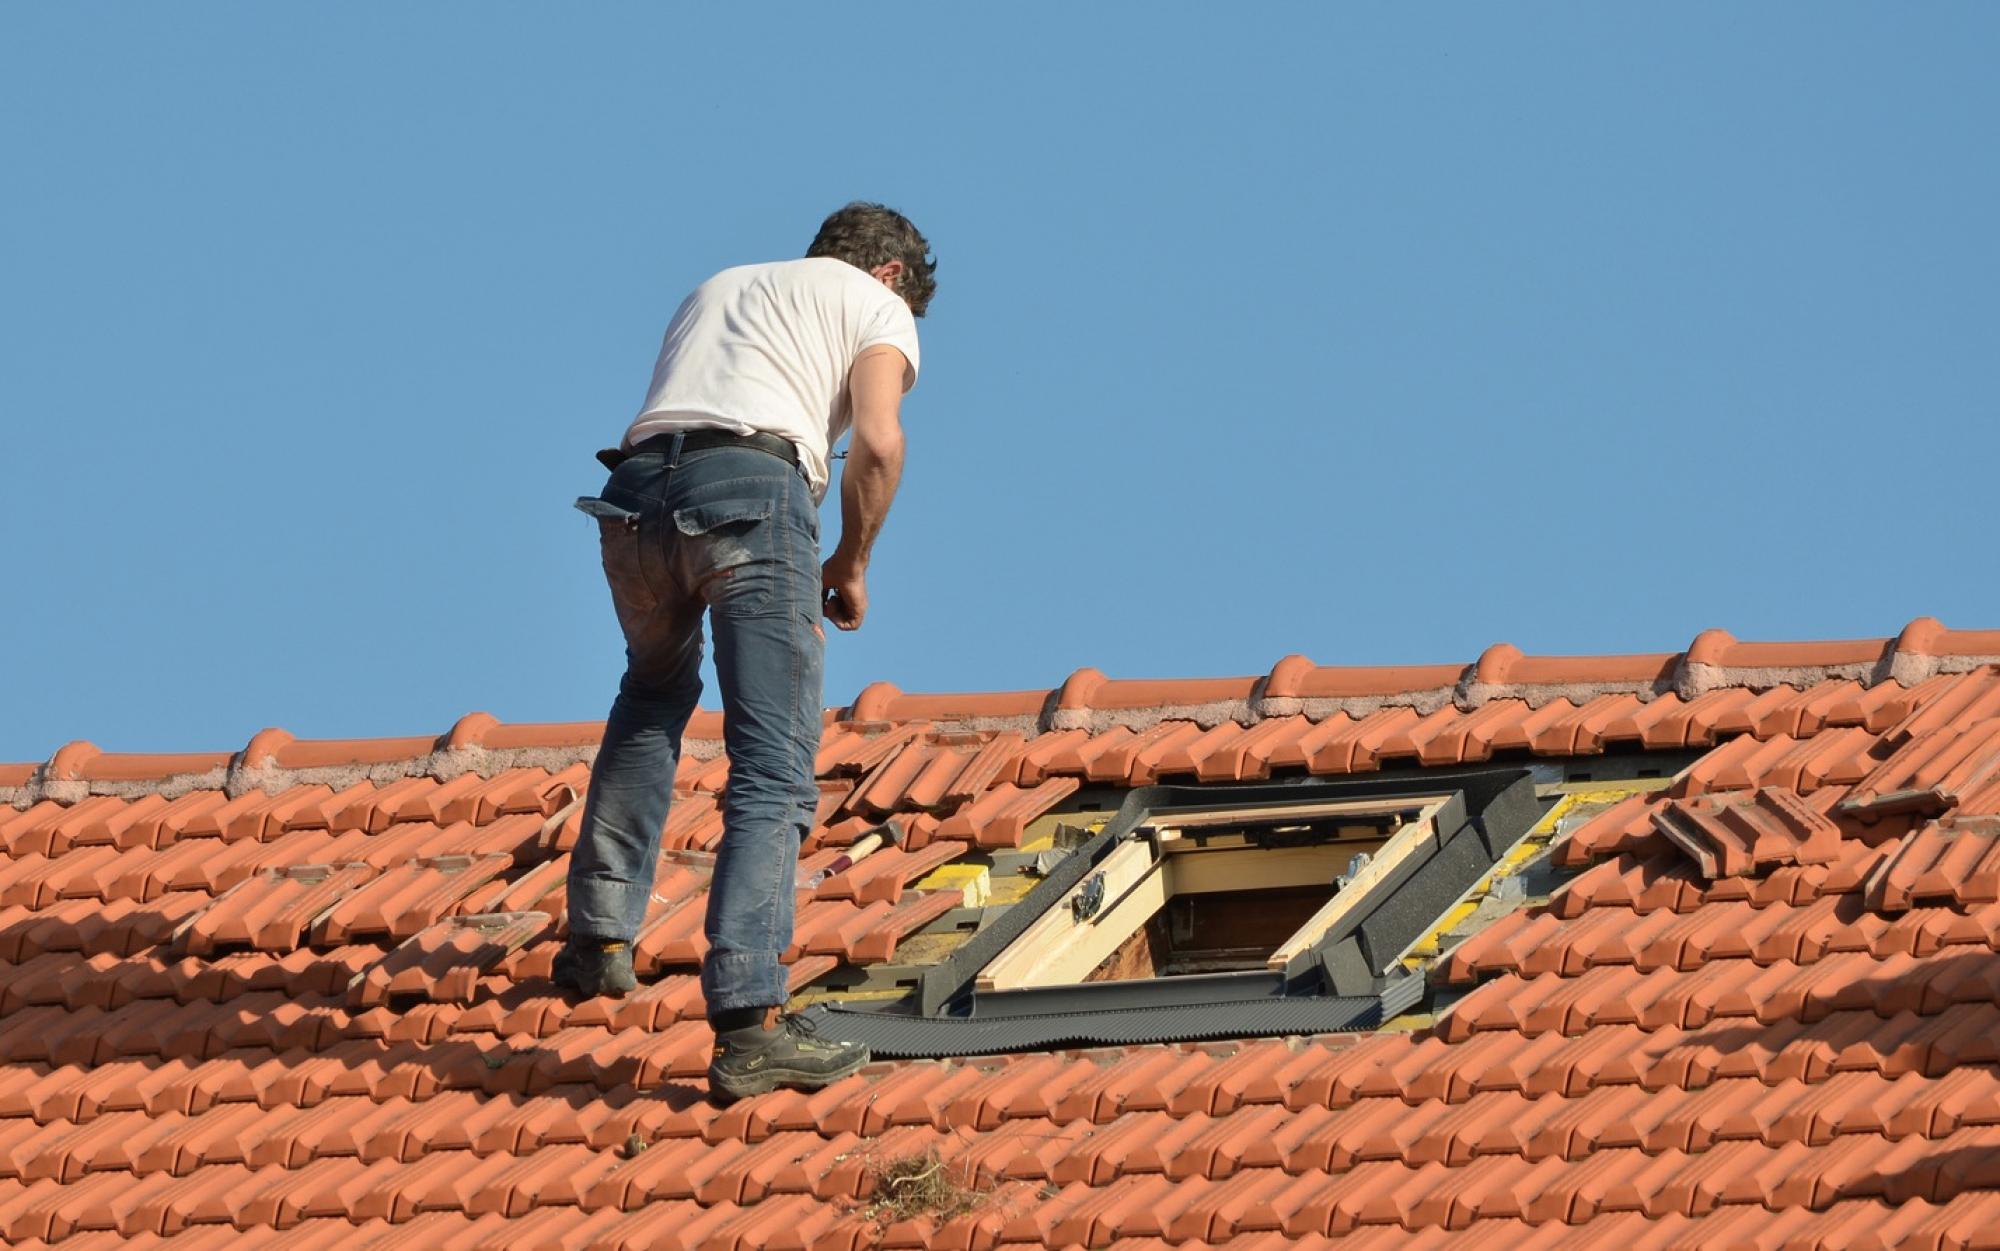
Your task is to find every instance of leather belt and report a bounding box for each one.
[595,429,799,472]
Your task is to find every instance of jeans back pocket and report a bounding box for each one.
[672,499,779,613]
[575,495,659,629]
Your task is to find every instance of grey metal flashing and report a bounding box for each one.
[806,995,1387,1058]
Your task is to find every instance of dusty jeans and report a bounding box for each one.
[569,437,824,1013]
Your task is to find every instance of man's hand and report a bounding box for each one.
[821,554,868,631]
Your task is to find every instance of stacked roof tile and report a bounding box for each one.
[4,619,2000,1247]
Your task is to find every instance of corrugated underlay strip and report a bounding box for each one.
[805,994,1389,1058]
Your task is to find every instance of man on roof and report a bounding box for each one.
[558,202,933,1100]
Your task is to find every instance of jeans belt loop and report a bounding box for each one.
[668,431,686,469]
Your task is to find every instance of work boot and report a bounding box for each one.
[708,1006,870,1101]
[551,937,638,999]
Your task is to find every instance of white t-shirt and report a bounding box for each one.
[624,257,920,500]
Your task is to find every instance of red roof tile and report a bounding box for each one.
[8,624,2000,1246]
[1845,717,2000,818]
[1650,787,1845,878]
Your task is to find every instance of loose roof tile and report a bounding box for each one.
[1650,787,1845,879]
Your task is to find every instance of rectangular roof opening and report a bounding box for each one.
[975,794,1453,991]
[816,768,1548,1056]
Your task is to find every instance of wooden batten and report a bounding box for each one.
[976,839,1162,990]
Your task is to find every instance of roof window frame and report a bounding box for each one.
[811,765,1546,1056]
[974,792,1456,992]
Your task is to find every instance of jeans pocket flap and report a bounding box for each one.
[673,499,775,536]
[575,496,641,523]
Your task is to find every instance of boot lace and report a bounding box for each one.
[784,1013,824,1039]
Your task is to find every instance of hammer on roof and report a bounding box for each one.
[800,818,906,889]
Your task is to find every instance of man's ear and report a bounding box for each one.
[870,259,905,291]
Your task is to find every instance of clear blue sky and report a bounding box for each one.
[3,6,1995,762]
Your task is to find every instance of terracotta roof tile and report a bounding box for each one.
[312,853,514,946]
[1845,718,2000,819]
[1889,668,2000,744]
[349,912,552,1010]
[934,777,1079,847]
[1552,793,1664,866]
[1650,787,1845,879]
[1868,815,2000,913]
[177,863,376,956]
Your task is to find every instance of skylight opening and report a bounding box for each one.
[975,795,1452,991]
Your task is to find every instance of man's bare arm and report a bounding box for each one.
[821,345,907,631]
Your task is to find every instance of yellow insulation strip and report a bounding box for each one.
[913,863,992,906]
[981,875,1044,905]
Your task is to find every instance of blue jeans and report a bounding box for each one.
[569,437,824,1014]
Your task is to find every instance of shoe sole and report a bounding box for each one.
[708,1051,870,1102]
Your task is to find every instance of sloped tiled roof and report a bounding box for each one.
[5,620,2000,1247]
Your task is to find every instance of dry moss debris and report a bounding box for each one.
[859,1147,982,1225]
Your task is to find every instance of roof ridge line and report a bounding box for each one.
[7,618,1999,807]
[864,617,2000,727]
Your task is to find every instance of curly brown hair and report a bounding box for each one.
[806,202,937,317]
